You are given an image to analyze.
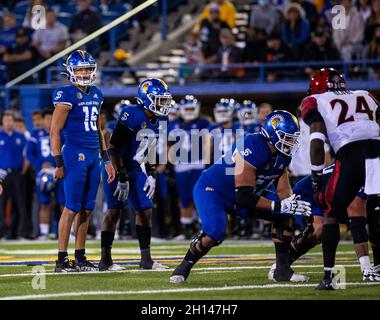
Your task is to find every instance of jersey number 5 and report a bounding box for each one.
[83,106,98,131]
[330,96,374,126]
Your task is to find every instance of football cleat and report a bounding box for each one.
[362,266,380,281]
[73,259,99,272]
[54,259,77,273]
[315,278,335,290]
[270,264,309,282]
[170,261,192,283]
[99,259,125,271]
[140,260,168,270]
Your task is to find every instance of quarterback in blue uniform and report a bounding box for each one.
[170,110,312,283]
[50,50,115,272]
[26,109,65,239]
[99,78,171,271]
[168,96,211,239]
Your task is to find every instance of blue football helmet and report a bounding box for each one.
[113,99,131,119]
[137,78,172,116]
[261,110,300,156]
[179,95,200,121]
[37,168,56,194]
[168,100,180,121]
[214,98,235,124]
[235,100,257,126]
[64,50,97,86]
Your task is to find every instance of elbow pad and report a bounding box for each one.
[235,186,260,211]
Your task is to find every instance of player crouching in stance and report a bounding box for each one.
[51,50,115,272]
[99,78,171,271]
[268,165,380,282]
[170,110,312,284]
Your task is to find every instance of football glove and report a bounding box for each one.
[311,171,327,209]
[143,175,156,200]
[272,194,312,216]
[113,168,129,201]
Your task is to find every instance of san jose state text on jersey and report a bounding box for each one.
[53,84,104,149]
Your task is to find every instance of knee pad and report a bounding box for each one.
[348,216,368,244]
[190,231,222,256]
[367,197,380,246]
[271,222,293,244]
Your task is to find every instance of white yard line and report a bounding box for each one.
[0,264,361,278]
[1,282,379,300]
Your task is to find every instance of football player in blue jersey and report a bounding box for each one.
[168,95,211,239]
[235,100,261,134]
[207,98,243,165]
[99,78,171,271]
[50,50,115,272]
[26,109,65,239]
[268,165,380,282]
[170,110,312,283]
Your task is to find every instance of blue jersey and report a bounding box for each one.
[208,122,243,163]
[26,128,54,171]
[168,117,210,165]
[52,84,103,150]
[117,105,166,172]
[0,130,26,170]
[202,133,291,208]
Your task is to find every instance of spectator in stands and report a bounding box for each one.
[365,0,380,43]
[184,31,204,65]
[23,0,46,29]
[0,12,18,55]
[0,111,29,240]
[197,0,236,29]
[32,9,68,60]
[69,0,102,57]
[3,27,36,83]
[243,27,267,63]
[249,0,282,36]
[302,28,341,75]
[281,3,310,55]
[356,0,372,22]
[214,28,243,79]
[291,0,319,32]
[333,0,365,61]
[199,4,230,63]
[365,25,380,78]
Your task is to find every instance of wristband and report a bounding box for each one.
[145,163,157,179]
[54,155,64,168]
[116,167,129,183]
[271,201,281,214]
[101,150,110,162]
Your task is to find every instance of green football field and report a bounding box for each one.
[0,240,379,300]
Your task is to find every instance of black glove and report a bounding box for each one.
[311,171,327,210]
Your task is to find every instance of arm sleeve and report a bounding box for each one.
[300,96,324,125]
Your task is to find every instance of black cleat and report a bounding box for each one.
[73,258,98,272]
[315,278,335,290]
[272,266,309,282]
[54,259,77,273]
[169,260,192,283]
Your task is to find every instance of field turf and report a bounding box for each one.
[0,240,379,300]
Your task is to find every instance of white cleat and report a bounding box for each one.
[170,275,185,283]
[107,264,125,271]
[268,263,309,282]
[363,266,380,281]
[151,262,169,270]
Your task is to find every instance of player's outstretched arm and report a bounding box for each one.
[50,103,70,180]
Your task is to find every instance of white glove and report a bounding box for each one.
[272,194,312,216]
[113,181,129,201]
[143,175,156,200]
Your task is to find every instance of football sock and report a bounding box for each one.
[101,231,115,261]
[136,225,152,262]
[359,256,371,272]
[58,251,68,263]
[75,249,86,263]
[39,224,49,236]
[275,241,291,269]
[322,223,340,280]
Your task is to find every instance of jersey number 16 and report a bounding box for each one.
[82,106,98,131]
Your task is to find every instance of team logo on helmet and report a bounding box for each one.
[270,114,284,129]
[141,81,152,93]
